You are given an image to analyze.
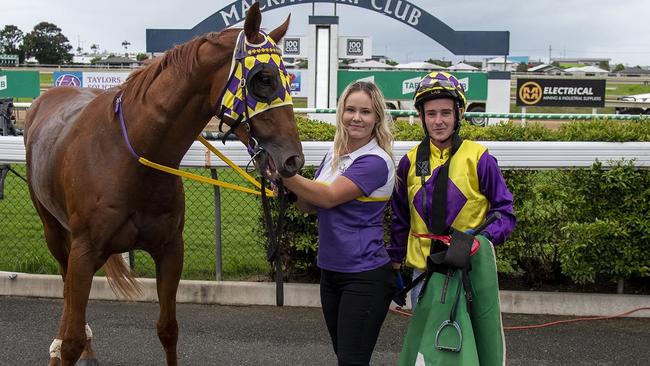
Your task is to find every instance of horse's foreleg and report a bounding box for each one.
[155,237,184,366]
[58,242,97,366]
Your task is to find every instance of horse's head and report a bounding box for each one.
[213,3,304,179]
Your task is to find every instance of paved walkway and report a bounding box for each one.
[2,296,648,365]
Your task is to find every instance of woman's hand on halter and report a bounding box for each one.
[282,174,363,209]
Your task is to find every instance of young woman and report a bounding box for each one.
[282,81,396,366]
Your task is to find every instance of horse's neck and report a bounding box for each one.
[126,70,218,166]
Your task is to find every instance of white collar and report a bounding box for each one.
[342,138,379,161]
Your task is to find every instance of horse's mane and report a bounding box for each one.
[120,29,238,105]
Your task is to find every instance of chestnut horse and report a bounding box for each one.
[23,4,303,365]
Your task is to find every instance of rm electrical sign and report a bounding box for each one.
[517,78,606,107]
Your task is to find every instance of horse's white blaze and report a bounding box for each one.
[49,339,62,359]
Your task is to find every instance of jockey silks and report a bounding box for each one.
[388,140,516,271]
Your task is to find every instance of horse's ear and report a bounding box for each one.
[269,14,291,44]
[244,2,262,41]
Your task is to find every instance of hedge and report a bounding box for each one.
[270,118,649,288]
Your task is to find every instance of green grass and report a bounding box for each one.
[0,165,271,281]
[40,71,53,86]
[293,97,307,108]
[606,83,650,98]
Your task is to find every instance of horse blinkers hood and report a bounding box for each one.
[216,30,293,145]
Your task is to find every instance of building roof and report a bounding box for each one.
[528,64,566,73]
[564,65,609,74]
[347,60,394,69]
[617,66,650,75]
[487,57,516,64]
[448,62,479,71]
[394,61,445,70]
[98,56,139,65]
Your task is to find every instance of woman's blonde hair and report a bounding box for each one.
[331,81,394,171]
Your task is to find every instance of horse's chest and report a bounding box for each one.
[134,211,182,245]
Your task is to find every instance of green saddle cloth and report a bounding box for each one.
[398,235,505,366]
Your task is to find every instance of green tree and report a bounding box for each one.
[90,43,99,55]
[613,63,625,72]
[136,53,149,62]
[22,22,72,65]
[0,25,25,62]
[598,60,610,70]
[425,58,451,67]
[385,59,398,66]
[516,63,528,72]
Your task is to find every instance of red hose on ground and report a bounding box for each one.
[389,307,650,330]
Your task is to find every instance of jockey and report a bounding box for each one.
[389,71,516,366]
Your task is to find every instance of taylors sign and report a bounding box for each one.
[219,0,422,27]
[402,76,470,96]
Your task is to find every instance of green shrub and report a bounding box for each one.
[281,117,650,287]
[559,161,650,284]
[296,115,335,141]
[297,117,650,142]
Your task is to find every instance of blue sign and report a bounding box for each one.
[53,72,83,87]
[289,71,301,92]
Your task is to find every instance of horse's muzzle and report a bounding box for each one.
[278,154,303,178]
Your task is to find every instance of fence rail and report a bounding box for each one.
[12,103,650,120]
[2,136,649,168]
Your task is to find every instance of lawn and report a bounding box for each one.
[0,165,271,281]
[606,83,650,98]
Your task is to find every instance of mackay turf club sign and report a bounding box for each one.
[147,0,509,55]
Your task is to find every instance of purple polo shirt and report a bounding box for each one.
[314,139,395,273]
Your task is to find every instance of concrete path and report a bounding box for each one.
[2,296,649,365]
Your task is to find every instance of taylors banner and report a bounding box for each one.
[53,72,131,89]
[338,70,488,102]
[516,78,606,107]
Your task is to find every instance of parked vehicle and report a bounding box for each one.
[615,93,650,115]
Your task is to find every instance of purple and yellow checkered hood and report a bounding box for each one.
[219,30,293,121]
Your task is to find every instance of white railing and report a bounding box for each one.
[2,136,648,169]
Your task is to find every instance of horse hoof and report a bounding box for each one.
[48,357,61,366]
[76,359,99,366]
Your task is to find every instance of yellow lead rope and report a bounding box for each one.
[137,136,274,197]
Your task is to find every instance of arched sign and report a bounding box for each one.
[146,0,509,55]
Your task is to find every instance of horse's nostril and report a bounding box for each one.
[280,155,304,177]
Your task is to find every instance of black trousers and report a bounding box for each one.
[320,263,396,366]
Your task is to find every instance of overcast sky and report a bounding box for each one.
[4,0,650,66]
